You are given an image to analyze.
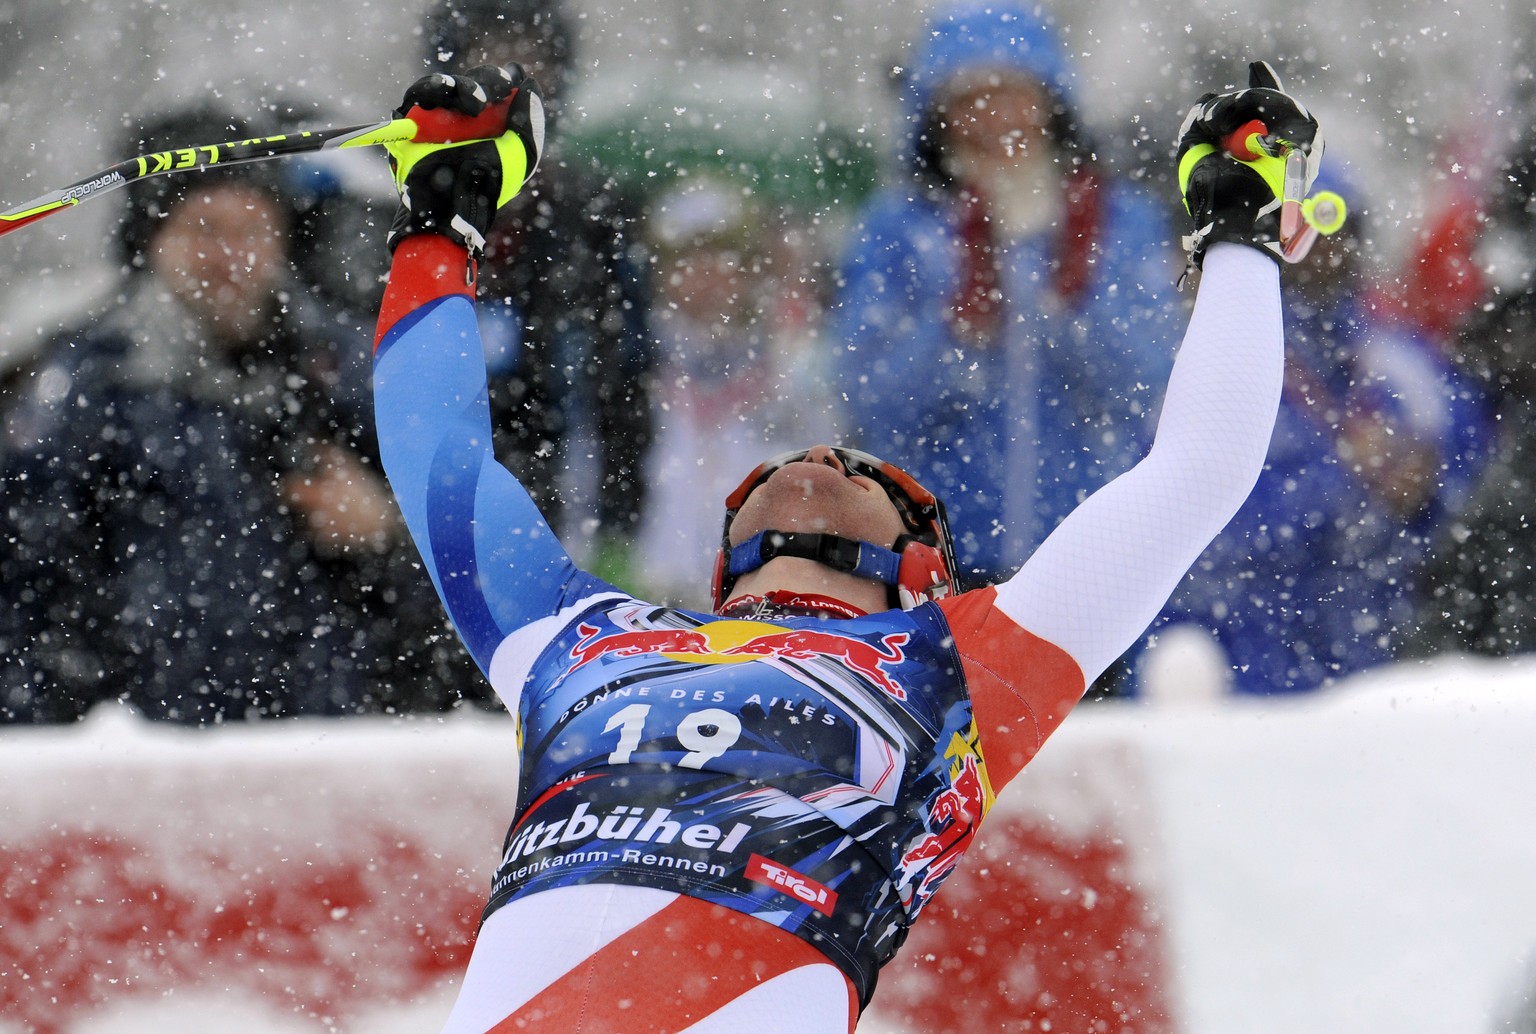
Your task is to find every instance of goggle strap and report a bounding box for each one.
[727,530,904,586]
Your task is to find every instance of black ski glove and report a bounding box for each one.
[1176,61,1323,269]
[383,64,545,257]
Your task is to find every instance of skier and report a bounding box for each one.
[372,60,1323,1033]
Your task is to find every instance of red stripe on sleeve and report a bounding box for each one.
[374,235,476,350]
[937,587,1087,789]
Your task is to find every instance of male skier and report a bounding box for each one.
[372,59,1322,1033]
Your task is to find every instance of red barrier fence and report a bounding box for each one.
[5,658,1535,1033]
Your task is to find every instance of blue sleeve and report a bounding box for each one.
[374,291,582,674]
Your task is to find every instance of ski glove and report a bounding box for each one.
[384,64,545,256]
[1176,60,1323,269]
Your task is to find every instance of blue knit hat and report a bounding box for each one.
[905,2,1077,123]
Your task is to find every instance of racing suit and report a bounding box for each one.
[373,235,1283,1032]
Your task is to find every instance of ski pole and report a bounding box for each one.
[0,104,509,241]
[1280,179,1348,263]
[1221,117,1348,263]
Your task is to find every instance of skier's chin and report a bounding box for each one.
[731,465,904,550]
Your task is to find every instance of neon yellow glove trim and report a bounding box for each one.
[1180,139,1293,212]
[1243,148,1288,201]
[492,133,529,207]
[383,133,528,207]
[1178,143,1217,213]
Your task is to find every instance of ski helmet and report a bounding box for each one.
[712,446,959,612]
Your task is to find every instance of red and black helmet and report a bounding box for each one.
[711,446,960,613]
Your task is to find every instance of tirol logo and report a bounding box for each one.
[564,616,912,699]
[745,853,838,916]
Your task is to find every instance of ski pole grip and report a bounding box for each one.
[405,100,512,144]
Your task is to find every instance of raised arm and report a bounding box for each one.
[999,62,1325,687]
[371,65,568,674]
[994,242,1281,683]
[938,64,1330,785]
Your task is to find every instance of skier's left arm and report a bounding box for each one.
[940,62,1323,786]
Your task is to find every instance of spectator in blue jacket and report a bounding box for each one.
[830,1,1183,591]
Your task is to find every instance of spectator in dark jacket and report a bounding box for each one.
[1413,282,1536,655]
[1402,118,1536,659]
[0,104,470,723]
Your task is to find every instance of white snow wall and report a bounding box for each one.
[3,654,1534,1034]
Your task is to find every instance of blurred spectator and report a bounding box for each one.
[421,0,653,579]
[1374,105,1530,353]
[0,313,59,462]
[0,104,466,724]
[1152,194,1493,695]
[1412,263,1536,655]
[1375,158,1490,349]
[281,110,399,319]
[1400,110,1536,659]
[633,176,837,606]
[828,0,1183,591]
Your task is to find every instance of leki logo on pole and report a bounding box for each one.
[0,113,480,239]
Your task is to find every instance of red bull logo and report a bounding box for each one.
[896,754,989,903]
[563,619,913,699]
[720,629,911,700]
[570,623,714,665]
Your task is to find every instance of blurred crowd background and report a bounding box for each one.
[3,0,1536,722]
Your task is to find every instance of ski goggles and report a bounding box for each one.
[723,446,953,550]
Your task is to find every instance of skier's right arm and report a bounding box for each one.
[371,65,571,675]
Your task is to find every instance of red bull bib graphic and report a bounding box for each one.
[483,596,989,1006]
[895,726,996,911]
[562,618,913,700]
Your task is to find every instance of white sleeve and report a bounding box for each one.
[992,243,1284,684]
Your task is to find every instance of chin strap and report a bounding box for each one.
[726,531,903,587]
